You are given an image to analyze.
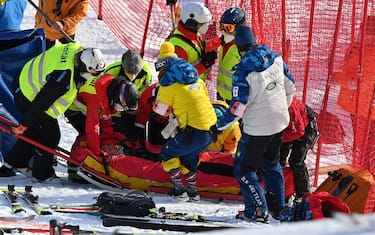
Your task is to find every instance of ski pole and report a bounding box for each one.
[0,121,128,190]
[26,0,74,42]
[166,0,176,29]
[0,123,79,166]
[0,115,72,155]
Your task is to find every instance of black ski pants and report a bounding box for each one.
[280,123,315,198]
[5,113,60,181]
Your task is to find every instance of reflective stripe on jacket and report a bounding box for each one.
[19,42,81,118]
[217,43,241,101]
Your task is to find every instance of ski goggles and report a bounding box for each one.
[115,84,138,112]
[219,23,236,33]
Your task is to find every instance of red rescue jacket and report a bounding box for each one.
[283,97,309,142]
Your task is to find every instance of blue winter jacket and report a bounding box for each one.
[218,44,295,128]
[0,0,27,31]
[159,57,198,86]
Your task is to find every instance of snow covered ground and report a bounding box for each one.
[0,2,374,235]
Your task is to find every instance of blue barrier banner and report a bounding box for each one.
[0,28,45,158]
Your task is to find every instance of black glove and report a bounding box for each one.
[209,125,221,142]
[166,0,177,5]
[201,51,217,68]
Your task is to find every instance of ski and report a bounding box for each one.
[1,185,25,213]
[102,214,236,232]
[0,219,160,235]
[50,204,232,224]
[149,186,243,201]
[20,185,52,215]
[49,204,221,223]
[51,204,101,215]
[0,215,36,222]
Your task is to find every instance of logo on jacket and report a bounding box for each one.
[189,84,200,90]
[266,81,277,90]
[60,44,70,63]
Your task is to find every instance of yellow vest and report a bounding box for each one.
[169,30,208,80]
[19,42,81,118]
[104,61,152,94]
[217,44,241,101]
[70,76,100,114]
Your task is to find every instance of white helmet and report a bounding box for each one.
[78,48,106,75]
[181,2,212,24]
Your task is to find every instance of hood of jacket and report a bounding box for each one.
[159,57,199,86]
[236,44,280,75]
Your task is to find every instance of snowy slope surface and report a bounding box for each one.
[0,2,374,235]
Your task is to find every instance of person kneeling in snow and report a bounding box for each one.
[67,74,138,182]
[0,42,106,182]
[153,42,217,201]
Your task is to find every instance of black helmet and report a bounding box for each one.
[108,76,139,112]
[220,7,245,26]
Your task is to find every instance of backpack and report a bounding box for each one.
[316,168,374,213]
[96,190,156,217]
[280,191,351,222]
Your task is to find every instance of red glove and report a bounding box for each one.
[11,125,27,135]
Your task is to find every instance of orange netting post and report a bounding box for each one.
[314,0,345,187]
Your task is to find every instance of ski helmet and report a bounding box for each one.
[212,100,229,118]
[181,2,212,31]
[114,79,139,112]
[220,7,246,26]
[77,48,106,76]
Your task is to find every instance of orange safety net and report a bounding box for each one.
[89,0,375,211]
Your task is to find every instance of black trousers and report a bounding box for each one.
[5,113,59,181]
[5,92,60,181]
[280,123,315,198]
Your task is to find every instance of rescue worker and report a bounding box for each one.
[153,43,217,201]
[73,74,139,157]
[168,2,218,80]
[104,50,152,144]
[216,7,246,103]
[0,42,106,181]
[280,97,319,200]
